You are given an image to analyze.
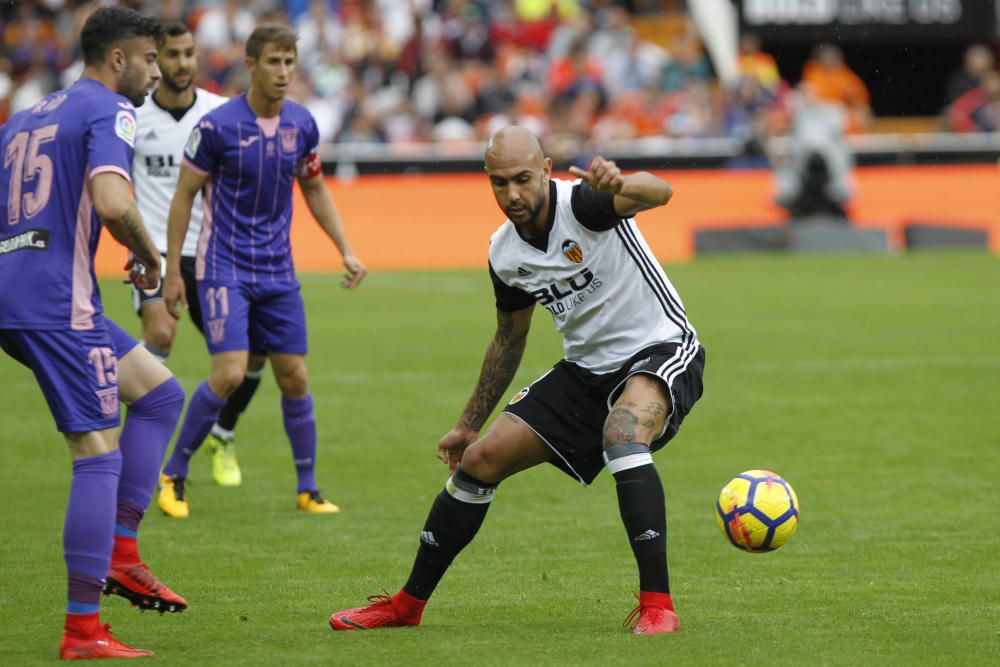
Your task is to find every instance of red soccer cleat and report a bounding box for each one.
[103,562,187,614]
[623,591,680,636]
[328,591,424,631]
[59,623,153,660]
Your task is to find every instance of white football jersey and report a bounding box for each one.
[489,178,698,374]
[133,88,227,257]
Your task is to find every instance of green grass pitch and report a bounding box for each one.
[1,252,998,665]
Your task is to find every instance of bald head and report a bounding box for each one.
[484,126,552,231]
[485,126,545,170]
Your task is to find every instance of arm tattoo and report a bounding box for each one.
[121,207,158,266]
[458,311,527,431]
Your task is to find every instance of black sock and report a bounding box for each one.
[402,468,495,600]
[216,372,262,431]
[606,443,669,593]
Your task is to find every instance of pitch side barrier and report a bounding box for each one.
[318,133,1000,175]
[92,163,998,276]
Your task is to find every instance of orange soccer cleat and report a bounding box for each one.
[623,591,680,636]
[59,623,153,660]
[103,562,187,614]
[328,591,424,631]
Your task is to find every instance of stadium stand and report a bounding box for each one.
[2,0,997,258]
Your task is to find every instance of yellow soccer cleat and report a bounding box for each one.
[157,474,189,519]
[297,490,341,514]
[205,433,242,487]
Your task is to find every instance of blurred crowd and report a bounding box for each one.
[1,0,999,162]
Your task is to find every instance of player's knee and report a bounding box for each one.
[458,444,502,484]
[143,324,174,353]
[133,376,185,421]
[211,367,246,397]
[274,365,308,397]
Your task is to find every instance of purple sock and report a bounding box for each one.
[282,394,317,493]
[68,572,105,615]
[163,381,225,478]
[65,450,122,614]
[118,377,184,515]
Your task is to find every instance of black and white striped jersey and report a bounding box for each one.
[132,88,227,257]
[489,178,698,374]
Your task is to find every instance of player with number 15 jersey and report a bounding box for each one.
[0,79,137,330]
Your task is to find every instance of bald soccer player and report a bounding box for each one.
[327,126,706,636]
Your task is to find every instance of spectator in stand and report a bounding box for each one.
[657,32,712,94]
[947,69,1000,133]
[800,43,871,134]
[440,0,494,63]
[194,0,256,52]
[773,83,853,220]
[475,62,517,118]
[663,81,718,138]
[737,33,781,92]
[548,38,605,105]
[944,44,995,107]
[294,0,343,73]
[602,27,665,99]
[588,6,635,63]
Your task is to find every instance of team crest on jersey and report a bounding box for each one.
[207,318,226,344]
[184,127,202,159]
[279,128,298,154]
[562,239,583,263]
[96,388,119,417]
[509,387,530,405]
[115,111,136,146]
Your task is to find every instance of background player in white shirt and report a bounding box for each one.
[328,127,705,636]
[131,22,256,490]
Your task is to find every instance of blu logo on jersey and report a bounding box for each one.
[529,267,598,306]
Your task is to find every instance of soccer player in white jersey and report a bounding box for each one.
[132,21,256,493]
[329,126,705,636]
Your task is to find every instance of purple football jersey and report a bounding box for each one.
[182,94,320,285]
[0,78,136,330]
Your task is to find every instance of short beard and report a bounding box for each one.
[121,64,149,106]
[159,74,193,95]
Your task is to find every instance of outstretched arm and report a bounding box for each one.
[569,156,672,217]
[299,172,367,288]
[91,172,160,291]
[437,305,534,471]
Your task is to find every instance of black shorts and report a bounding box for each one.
[131,255,204,334]
[503,342,706,485]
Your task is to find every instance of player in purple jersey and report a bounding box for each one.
[0,8,190,660]
[159,24,367,517]
[131,22,255,491]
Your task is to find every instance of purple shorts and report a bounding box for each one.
[197,280,307,356]
[0,317,139,433]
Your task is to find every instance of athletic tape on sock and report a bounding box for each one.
[604,442,654,475]
[445,468,496,504]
